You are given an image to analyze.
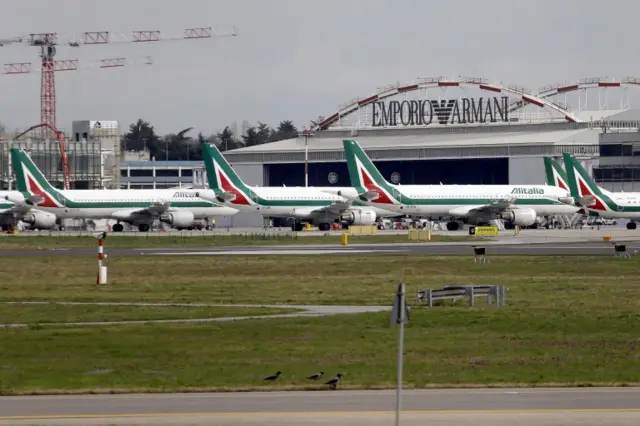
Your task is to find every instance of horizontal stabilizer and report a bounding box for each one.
[578,195,595,206]
[219,191,237,201]
[557,196,576,206]
[28,195,44,204]
[359,190,379,201]
[4,194,43,205]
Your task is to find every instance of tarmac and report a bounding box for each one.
[2,228,639,257]
[1,240,639,257]
[1,388,639,425]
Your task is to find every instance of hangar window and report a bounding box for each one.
[156,169,179,177]
[130,169,153,177]
[600,144,622,157]
[600,144,634,157]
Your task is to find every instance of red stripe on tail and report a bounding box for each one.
[217,171,251,205]
[27,176,58,207]
[359,168,395,204]
[557,179,567,190]
[577,177,606,211]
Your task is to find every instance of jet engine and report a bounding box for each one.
[500,208,537,226]
[159,211,195,227]
[341,209,377,225]
[22,211,57,229]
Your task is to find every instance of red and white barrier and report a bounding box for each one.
[96,238,108,284]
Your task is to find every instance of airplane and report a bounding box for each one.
[543,156,597,217]
[543,156,571,191]
[339,139,580,231]
[10,148,238,232]
[195,143,396,231]
[562,152,640,230]
[0,192,57,231]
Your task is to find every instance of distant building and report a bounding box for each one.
[119,160,206,189]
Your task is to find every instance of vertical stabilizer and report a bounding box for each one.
[10,148,66,208]
[200,143,255,205]
[342,140,400,205]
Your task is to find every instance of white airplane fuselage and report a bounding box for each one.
[340,184,578,218]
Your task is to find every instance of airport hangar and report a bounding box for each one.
[218,76,640,228]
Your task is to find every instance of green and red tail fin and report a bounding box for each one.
[10,148,67,208]
[562,152,616,212]
[200,143,255,206]
[342,140,401,205]
[543,156,570,191]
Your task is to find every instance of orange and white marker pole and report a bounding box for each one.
[96,238,107,284]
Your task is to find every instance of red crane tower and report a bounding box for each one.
[3,55,153,190]
[0,25,237,189]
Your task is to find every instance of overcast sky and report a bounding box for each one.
[0,0,638,135]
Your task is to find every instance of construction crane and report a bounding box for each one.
[3,56,153,191]
[0,25,237,189]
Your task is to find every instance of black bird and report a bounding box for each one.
[264,371,281,381]
[306,371,324,380]
[325,373,343,389]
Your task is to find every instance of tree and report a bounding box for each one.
[256,122,274,145]
[241,126,260,147]
[121,119,161,160]
[197,132,206,144]
[120,118,300,159]
[158,127,196,161]
[272,120,298,141]
[216,126,240,152]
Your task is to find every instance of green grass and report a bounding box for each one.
[1,307,639,395]
[0,255,638,306]
[1,255,639,394]
[0,303,299,325]
[0,233,473,249]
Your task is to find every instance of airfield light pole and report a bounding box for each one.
[299,129,314,187]
[390,282,409,426]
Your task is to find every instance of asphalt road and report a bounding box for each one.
[1,388,639,425]
[1,240,639,257]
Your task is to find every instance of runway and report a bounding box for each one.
[1,388,639,425]
[1,240,639,257]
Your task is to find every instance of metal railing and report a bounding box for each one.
[416,284,506,308]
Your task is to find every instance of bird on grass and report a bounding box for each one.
[264,371,281,381]
[325,373,343,389]
[306,371,324,380]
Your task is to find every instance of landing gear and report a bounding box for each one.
[318,223,331,231]
[627,221,637,230]
[446,221,460,231]
[138,223,150,232]
[112,223,124,232]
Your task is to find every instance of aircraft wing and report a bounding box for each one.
[111,200,172,221]
[0,205,23,215]
[310,199,353,215]
[138,200,172,215]
[448,198,515,217]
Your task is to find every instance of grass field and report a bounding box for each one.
[0,233,473,249]
[0,255,638,306]
[0,254,639,394]
[0,303,299,325]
